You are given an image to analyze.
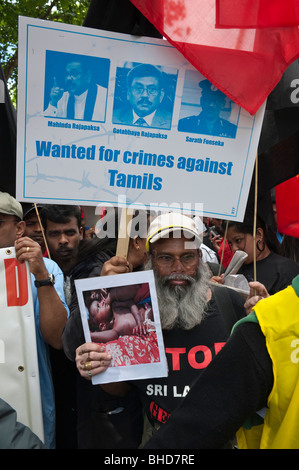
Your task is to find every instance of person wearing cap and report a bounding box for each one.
[75,212,246,447]
[0,192,69,449]
[113,63,173,129]
[178,79,237,138]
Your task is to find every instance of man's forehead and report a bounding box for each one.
[24,211,38,221]
[46,217,79,231]
[151,235,200,253]
[132,76,159,85]
[66,61,82,71]
[0,212,16,220]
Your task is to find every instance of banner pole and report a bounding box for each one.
[253,154,258,284]
[217,220,228,277]
[34,203,51,259]
[116,208,134,259]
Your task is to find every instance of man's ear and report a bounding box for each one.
[16,221,26,239]
[79,225,84,240]
[144,251,149,264]
[131,235,140,250]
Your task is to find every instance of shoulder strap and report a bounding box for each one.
[211,286,238,335]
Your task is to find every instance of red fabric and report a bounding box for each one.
[130,0,299,114]
[218,239,234,269]
[275,175,299,238]
[216,0,299,28]
[99,330,160,367]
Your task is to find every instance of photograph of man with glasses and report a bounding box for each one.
[112,63,177,130]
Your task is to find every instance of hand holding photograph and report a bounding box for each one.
[75,270,168,384]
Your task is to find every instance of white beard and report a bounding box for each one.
[146,259,211,330]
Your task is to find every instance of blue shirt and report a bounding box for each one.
[31,258,69,449]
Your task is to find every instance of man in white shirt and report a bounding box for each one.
[45,59,107,122]
[0,192,68,448]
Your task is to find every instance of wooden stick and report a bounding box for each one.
[253,154,258,284]
[34,203,51,259]
[116,208,134,259]
[218,220,229,276]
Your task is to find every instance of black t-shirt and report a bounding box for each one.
[132,291,245,425]
[239,251,299,295]
[144,321,273,449]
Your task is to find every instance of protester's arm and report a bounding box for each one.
[244,281,270,315]
[144,321,273,449]
[62,290,87,361]
[0,399,47,449]
[15,237,67,349]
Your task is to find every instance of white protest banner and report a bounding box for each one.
[0,247,44,442]
[75,270,168,384]
[17,16,265,221]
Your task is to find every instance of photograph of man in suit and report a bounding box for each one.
[178,79,238,138]
[113,63,174,130]
[44,54,109,122]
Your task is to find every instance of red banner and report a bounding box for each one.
[275,175,299,238]
[130,0,299,114]
[216,0,299,28]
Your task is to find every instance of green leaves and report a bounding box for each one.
[1,0,90,105]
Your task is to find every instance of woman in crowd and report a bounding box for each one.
[226,215,299,295]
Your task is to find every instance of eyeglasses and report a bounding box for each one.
[131,84,160,97]
[153,252,199,268]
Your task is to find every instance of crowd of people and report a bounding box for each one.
[0,191,298,449]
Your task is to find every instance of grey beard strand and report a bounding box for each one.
[146,259,211,330]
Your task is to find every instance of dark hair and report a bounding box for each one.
[227,215,280,254]
[126,64,164,89]
[75,208,151,263]
[41,204,82,230]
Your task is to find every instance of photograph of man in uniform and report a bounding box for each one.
[112,63,177,130]
[178,77,238,138]
[44,51,109,122]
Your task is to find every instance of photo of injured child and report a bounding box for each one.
[76,270,167,383]
[82,282,161,368]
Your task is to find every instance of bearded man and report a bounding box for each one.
[75,213,246,446]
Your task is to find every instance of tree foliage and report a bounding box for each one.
[0,0,90,105]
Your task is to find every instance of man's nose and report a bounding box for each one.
[33,223,42,232]
[141,87,150,96]
[58,233,69,245]
[171,257,184,272]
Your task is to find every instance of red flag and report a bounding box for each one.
[275,175,299,238]
[216,0,299,29]
[130,0,299,114]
